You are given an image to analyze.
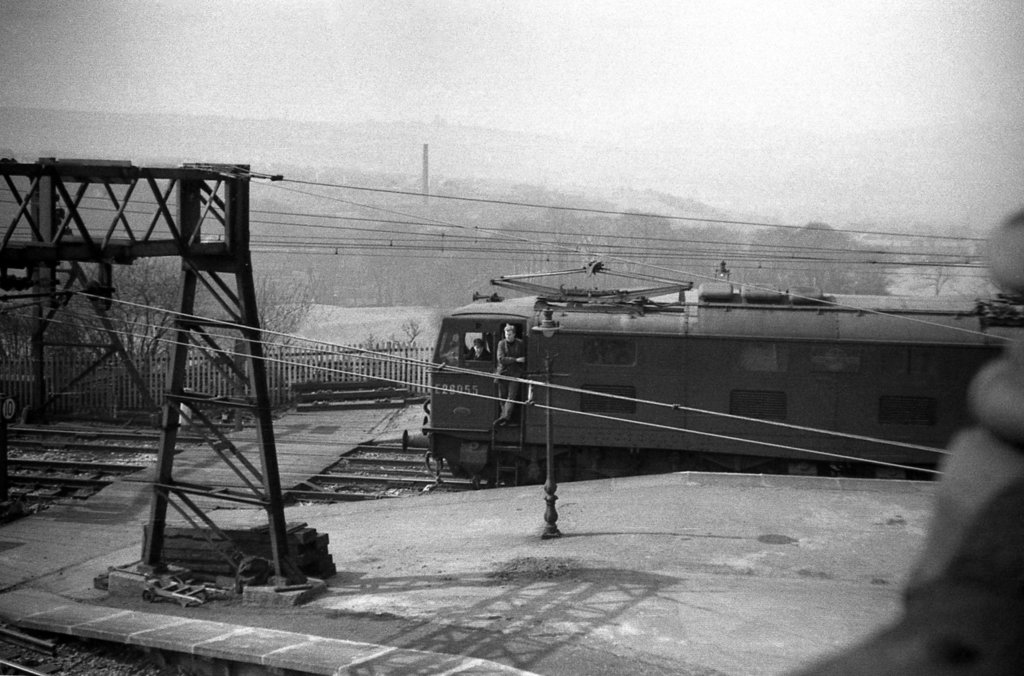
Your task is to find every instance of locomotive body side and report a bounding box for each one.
[425,291,1011,484]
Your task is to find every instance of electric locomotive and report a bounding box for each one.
[420,267,1023,485]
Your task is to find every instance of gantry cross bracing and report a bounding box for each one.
[0,158,303,584]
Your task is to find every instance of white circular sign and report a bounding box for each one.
[1,397,17,421]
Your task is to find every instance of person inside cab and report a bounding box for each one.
[466,337,491,361]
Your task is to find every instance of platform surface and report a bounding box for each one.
[0,405,936,675]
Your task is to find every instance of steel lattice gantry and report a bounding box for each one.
[0,158,303,584]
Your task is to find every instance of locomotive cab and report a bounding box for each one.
[437,324,499,370]
[427,309,531,485]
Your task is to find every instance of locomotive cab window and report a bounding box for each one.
[435,325,497,367]
[436,328,462,366]
[463,331,495,367]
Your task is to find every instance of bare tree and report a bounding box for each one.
[401,318,422,345]
[108,258,181,361]
[743,222,890,294]
[103,262,313,355]
[0,307,33,360]
[253,273,313,345]
[903,237,993,297]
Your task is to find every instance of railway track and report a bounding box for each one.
[7,423,206,448]
[4,424,474,505]
[4,460,147,500]
[287,441,474,502]
[3,424,173,502]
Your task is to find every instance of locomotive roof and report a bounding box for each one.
[447,291,1018,346]
[446,265,1022,345]
[829,294,977,313]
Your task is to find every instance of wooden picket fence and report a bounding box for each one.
[0,342,434,417]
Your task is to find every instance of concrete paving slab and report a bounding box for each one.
[71,610,193,643]
[126,619,245,653]
[263,640,396,675]
[194,626,308,662]
[9,603,131,634]
[344,648,488,676]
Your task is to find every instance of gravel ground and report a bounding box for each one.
[0,634,177,676]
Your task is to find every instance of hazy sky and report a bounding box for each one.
[1,1,1022,226]
[3,0,1021,136]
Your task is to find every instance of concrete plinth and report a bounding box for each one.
[242,578,327,607]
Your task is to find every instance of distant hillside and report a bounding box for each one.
[0,106,737,220]
[3,105,1020,228]
[0,106,610,187]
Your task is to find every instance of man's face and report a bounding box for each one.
[504,326,516,341]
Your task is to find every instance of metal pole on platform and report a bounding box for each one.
[532,308,562,539]
[542,355,561,539]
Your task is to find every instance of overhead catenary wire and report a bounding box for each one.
[247,218,986,264]
[1,169,990,246]
[0,215,1006,348]
[250,178,1007,343]
[1,196,1008,346]
[0,174,991,293]
[255,179,986,279]
[241,210,986,262]
[272,176,989,244]
[249,179,993,303]
[245,225,987,262]
[2,194,989,275]
[247,238,988,271]
[11,187,989,268]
